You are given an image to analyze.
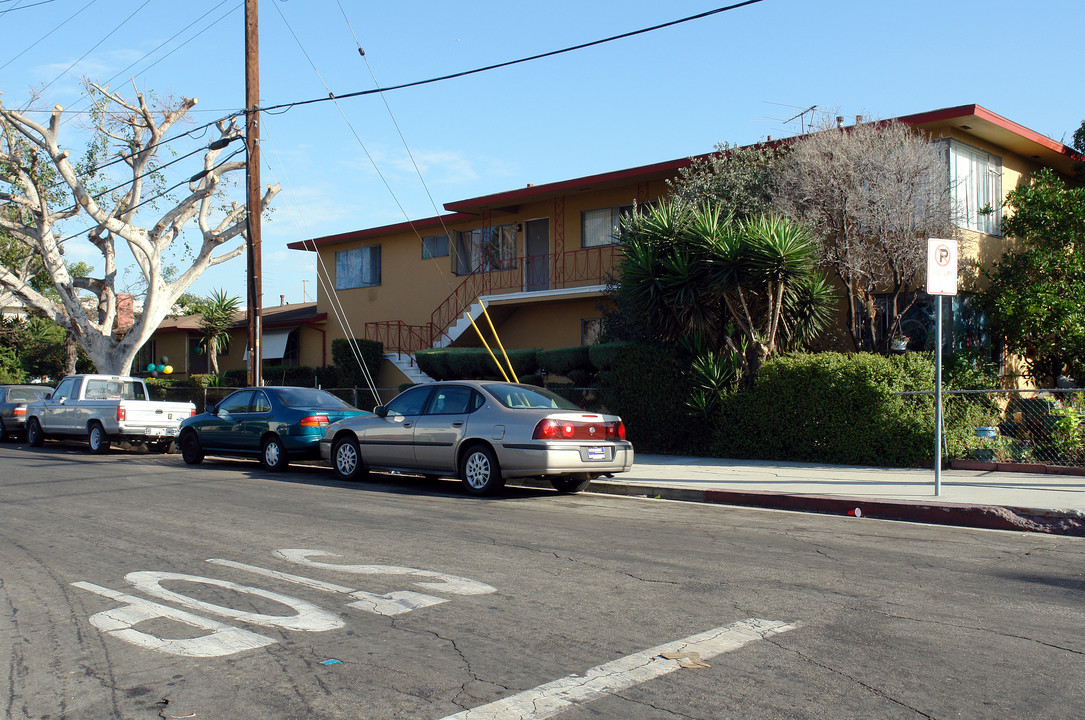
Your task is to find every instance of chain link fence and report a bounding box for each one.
[900,388,1085,468]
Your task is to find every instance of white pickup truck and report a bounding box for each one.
[25,374,196,453]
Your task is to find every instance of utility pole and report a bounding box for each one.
[244,0,262,387]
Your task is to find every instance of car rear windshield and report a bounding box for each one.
[485,384,582,411]
[6,387,48,402]
[276,388,353,409]
[84,379,146,401]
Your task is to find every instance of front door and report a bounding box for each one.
[412,385,478,473]
[524,218,550,292]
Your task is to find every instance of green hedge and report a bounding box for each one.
[596,343,692,454]
[537,346,591,376]
[416,347,539,381]
[711,352,937,467]
[331,338,384,387]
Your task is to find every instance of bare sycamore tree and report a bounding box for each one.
[775,118,954,351]
[0,83,278,374]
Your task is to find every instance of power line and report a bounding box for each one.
[38,0,153,94]
[257,0,767,115]
[0,0,58,16]
[0,0,98,72]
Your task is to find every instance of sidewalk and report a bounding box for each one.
[568,455,1085,536]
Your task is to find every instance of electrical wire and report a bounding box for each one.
[0,0,58,16]
[258,0,767,115]
[0,0,98,72]
[38,0,154,94]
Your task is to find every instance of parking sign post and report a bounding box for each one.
[927,239,958,496]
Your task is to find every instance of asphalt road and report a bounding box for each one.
[1,441,1083,720]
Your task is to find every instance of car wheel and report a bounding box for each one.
[332,436,368,481]
[179,431,204,465]
[153,440,174,454]
[261,435,289,472]
[88,422,110,454]
[550,474,593,494]
[459,444,504,496]
[27,418,44,447]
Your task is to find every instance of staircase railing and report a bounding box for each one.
[369,245,626,357]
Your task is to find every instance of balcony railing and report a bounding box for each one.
[369,245,623,357]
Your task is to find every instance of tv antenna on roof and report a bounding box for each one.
[762,102,818,134]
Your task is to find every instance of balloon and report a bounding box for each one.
[164,365,173,375]
[160,356,169,363]
[146,363,156,372]
[195,345,204,355]
[151,370,159,378]
[156,364,166,373]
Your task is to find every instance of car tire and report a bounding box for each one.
[88,422,110,454]
[179,431,204,465]
[153,440,174,454]
[261,435,289,472]
[459,444,505,496]
[27,418,44,447]
[550,474,593,494]
[332,436,368,481]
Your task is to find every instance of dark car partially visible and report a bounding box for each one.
[177,386,368,471]
[0,385,54,442]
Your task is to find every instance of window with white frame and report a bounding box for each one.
[454,224,517,275]
[581,204,632,248]
[948,140,1002,235]
[335,245,381,289]
[421,234,449,259]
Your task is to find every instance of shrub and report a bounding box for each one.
[588,342,640,372]
[331,338,384,387]
[416,347,539,381]
[537,346,591,377]
[711,352,937,467]
[596,343,694,454]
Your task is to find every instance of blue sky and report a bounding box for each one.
[1,0,1082,308]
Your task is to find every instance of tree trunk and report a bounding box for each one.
[64,332,77,376]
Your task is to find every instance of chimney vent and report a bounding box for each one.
[280,295,285,306]
[836,116,844,128]
[855,115,864,125]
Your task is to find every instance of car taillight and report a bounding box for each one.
[117,406,126,422]
[299,415,330,428]
[605,421,626,440]
[190,408,197,417]
[13,406,25,416]
[532,417,623,441]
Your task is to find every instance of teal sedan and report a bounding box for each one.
[178,387,368,471]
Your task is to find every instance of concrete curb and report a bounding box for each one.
[562,480,1085,537]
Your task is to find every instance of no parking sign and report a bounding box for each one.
[926,238,958,295]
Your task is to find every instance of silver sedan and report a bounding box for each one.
[320,381,634,495]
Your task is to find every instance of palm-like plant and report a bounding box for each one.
[612,199,836,381]
[195,289,241,375]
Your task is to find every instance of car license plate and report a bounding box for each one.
[587,446,607,461]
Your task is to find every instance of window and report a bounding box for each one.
[134,341,156,374]
[251,390,272,413]
[219,390,254,414]
[581,319,601,346]
[421,234,449,259]
[948,140,1001,235]
[335,245,382,289]
[581,205,632,248]
[426,386,478,415]
[385,386,433,416]
[454,224,518,274]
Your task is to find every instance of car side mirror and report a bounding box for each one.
[206,403,218,415]
[44,392,52,400]
[374,406,388,418]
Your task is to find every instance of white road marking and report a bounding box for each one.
[436,618,798,720]
[124,571,345,631]
[208,557,449,616]
[347,589,448,615]
[71,582,275,657]
[274,549,496,595]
